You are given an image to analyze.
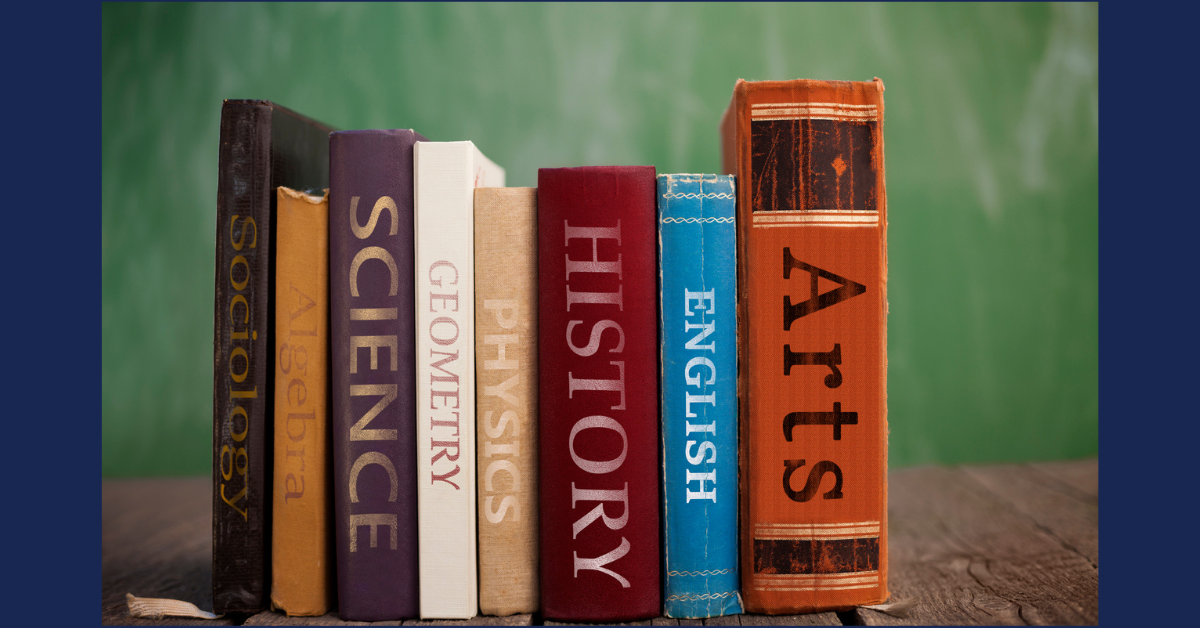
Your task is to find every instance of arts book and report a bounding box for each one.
[213,100,333,614]
[657,174,743,618]
[474,187,539,616]
[413,141,505,619]
[271,187,333,616]
[537,166,661,622]
[329,129,425,621]
[720,78,889,613]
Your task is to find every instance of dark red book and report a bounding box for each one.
[329,129,426,620]
[536,166,661,622]
[213,99,333,614]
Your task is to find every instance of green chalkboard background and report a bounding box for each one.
[101,3,1097,478]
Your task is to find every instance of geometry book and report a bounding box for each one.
[412,140,505,619]
[719,78,889,613]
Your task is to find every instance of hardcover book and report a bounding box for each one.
[329,129,425,621]
[413,141,505,619]
[537,166,661,622]
[213,100,333,614]
[271,187,334,616]
[719,78,889,613]
[474,187,540,616]
[657,174,743,618]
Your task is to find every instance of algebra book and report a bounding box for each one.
[474,187,540,616]
[719,79,889,613]
[657,174,743,618]
[213,100,333,614]
[412,141,505,619]
[537,166,661,622]
[271,186,334,616]
[329,129,425,621]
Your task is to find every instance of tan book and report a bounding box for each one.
[271,186,333,616]
[474,187,539,616]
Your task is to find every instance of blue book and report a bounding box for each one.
[657,174,743,618]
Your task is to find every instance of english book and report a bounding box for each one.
[329,129,425,621]
[213,99,333,614]
[537,166,661,622]
[412,141,505,619]
[657,174,743,618]
[475,187,540,616]
[720,78,889,613]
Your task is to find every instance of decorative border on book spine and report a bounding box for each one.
[665,591,739,602]
[661,217,735,224]
[661,192,735,200]
[667,568,736,577]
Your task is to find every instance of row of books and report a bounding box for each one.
[211,78,889,622]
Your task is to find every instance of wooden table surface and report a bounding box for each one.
[102,459,1097,626]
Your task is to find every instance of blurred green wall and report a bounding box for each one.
[102,3,1097,477]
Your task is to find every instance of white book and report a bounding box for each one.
[413,141,504,619]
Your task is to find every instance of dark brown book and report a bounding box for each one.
[213,100,333,614]
[720,79,889,614]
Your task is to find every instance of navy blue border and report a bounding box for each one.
[1101,2,1195,625]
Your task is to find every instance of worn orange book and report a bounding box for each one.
[720,78,888,614]
[271,186,334,616]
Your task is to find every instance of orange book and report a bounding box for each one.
[720,79,888,613]
[271,186,333,616]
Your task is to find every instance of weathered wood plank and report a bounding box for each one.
[963,461,1098,567]
[652,618,682,626]
[737,612,841,626]
[1029,458,1098,500]
[544,621,653,626]
[102,477,235,626]
[243,611,384,625]
[852,466,1098,626]
[700,614,740,625]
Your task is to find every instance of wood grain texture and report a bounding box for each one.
[102,459,1097,626]
[102,477,235,625]
[851,463,1098,626]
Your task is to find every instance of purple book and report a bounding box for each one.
[329,129,425,620]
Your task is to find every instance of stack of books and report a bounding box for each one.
[211,77,889,622]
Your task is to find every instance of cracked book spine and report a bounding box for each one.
[719,78,889,614]
[657,174,743,618]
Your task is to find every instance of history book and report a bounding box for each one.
[536,166,661,622]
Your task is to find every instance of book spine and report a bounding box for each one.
[657,174,743,618]
[724,79,889,614]
[213,101,273,613]
[329,129,423,621]
[474,187,540,616]
[537,165,661,622]
[271,187,333,616]
[412,141,482,619]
